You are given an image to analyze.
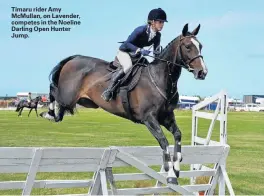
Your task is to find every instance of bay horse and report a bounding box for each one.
[15,96,42,117]
[40,23,208,184]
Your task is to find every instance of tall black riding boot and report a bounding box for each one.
[101,69,125,102]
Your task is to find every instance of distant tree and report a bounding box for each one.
[193,95,204,101]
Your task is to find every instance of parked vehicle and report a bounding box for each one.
[235,103,264,112]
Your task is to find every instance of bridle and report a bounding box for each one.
[147,35,203,103]
[148,35,203,72]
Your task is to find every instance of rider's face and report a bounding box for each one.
[152,20,164,31]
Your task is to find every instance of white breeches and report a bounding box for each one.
[116,50,133,73]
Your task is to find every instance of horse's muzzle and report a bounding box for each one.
[195,70,207,80]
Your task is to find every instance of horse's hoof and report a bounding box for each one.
[164,162,169,172]
[173,166,180,178]
[167,177,178,185]
[40,112,54,121]
[175,170,180,178]
[55,117,62,122]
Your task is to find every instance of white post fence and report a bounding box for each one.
[0,90,234,195]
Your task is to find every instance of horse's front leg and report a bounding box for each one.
[144,114,176,184]
[161,111,182,184]
[35,108,38,117]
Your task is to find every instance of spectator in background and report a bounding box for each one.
[27,92,32,107]
[42,95,47,102]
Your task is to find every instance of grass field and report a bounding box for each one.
[0,108,264,195]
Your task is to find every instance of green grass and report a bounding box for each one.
[0,109,264,195]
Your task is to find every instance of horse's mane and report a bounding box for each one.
[151,36,178,65]
[32,96,41,101]
[152,32,193,64]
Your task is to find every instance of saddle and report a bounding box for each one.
[106,54,149,123]
[106,53,149,91]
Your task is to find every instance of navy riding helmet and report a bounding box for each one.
[148,8,168,22]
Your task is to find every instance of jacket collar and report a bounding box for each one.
[146,25,150,34]
[146,25,157,35]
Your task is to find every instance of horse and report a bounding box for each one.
[40,23,208,184]
[15,96,42,117]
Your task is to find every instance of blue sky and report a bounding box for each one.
[0,0,263,99]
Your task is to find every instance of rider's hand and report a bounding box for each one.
[140,49,151,56]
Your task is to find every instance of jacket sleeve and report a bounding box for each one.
[153,33,161,56]
[119,26,145,53]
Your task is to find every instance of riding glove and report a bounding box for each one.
[140,49,151,56]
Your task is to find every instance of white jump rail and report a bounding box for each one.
[0,90,235,195]
[0,145,229,195]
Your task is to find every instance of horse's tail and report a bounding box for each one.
[49,55,80,86]
[15,106,19,112]
[15,102,21,112]
[48,55,79,122]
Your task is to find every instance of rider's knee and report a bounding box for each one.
[116,50,133,71]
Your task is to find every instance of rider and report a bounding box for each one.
[27,92,32,107]
[101,8,168,102]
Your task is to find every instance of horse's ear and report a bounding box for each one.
[191,24,200,36]
[182,23,188,36]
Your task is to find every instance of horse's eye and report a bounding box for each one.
[185,45,190,49]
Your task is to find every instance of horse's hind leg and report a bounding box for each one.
[40,85,56,120]
[48,85,56,117]
[28,108,33,117]
[35,108,38,117]
[18,107,24,116]
[54,102,65,122]
[143,114,176,184]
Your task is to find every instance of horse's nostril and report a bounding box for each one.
[198,70,203,77]
[197,70,207,79]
